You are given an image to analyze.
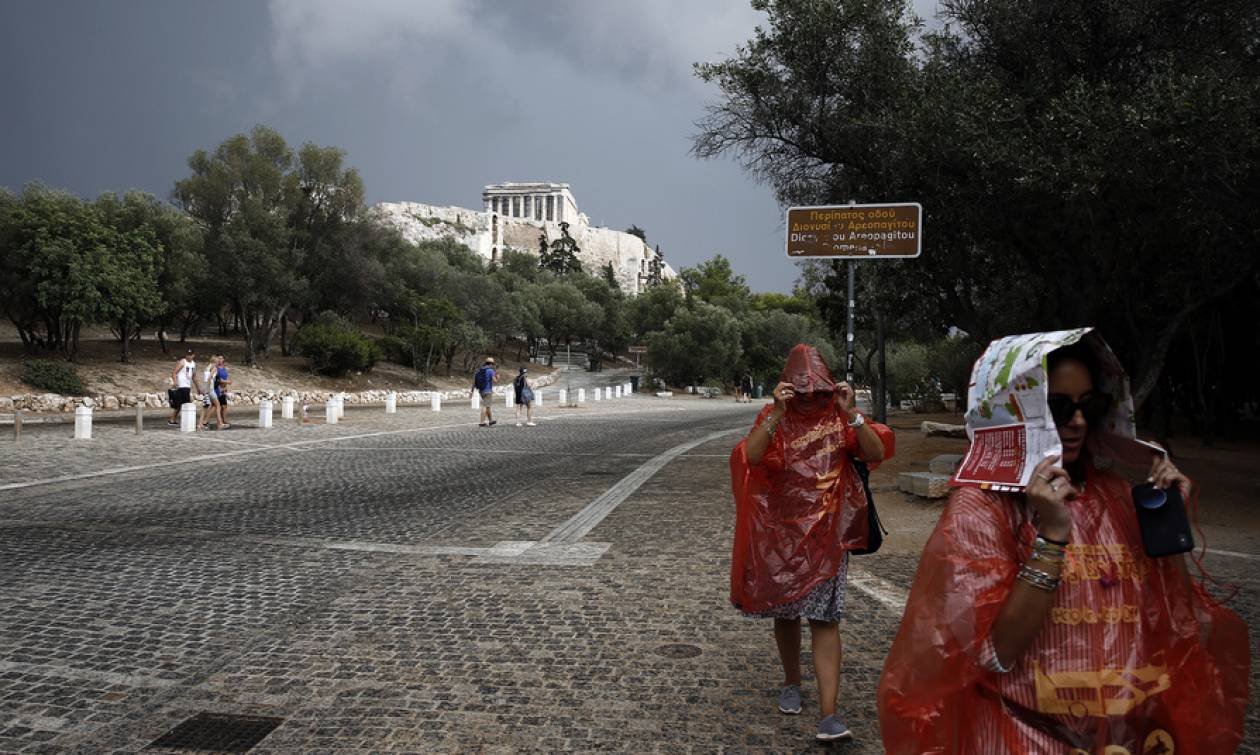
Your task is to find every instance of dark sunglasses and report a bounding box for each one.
[1047,393,1110,426]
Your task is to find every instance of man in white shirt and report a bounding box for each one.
[168,348,204,425]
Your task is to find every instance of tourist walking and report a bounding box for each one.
[877,331,1249,754]
[729,344,893,742]
[513,367,536,426]
[198,358,220,429]
[167,348,203,426]
[471,357,497,427]
[739,372,754,403]
[213,355,232,429]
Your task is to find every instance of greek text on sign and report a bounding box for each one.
[785,202,922,259]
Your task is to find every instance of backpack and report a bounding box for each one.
[473,366,491,392]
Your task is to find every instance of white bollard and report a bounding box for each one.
[73,405,92,440]
[431,393,441,412]
[258,399,273,429]
[625,382,632,395]
[615,386,622,399]
[179,402,196,433]
[471,392,481,410]
[505,391,514,408]
[281,396,294,419]
[605,387,613,401]
[577,389,585,404]
[535,390,543,408]
[325,399,338,424]
[385,392,397,414]
[558,389,567,405]
[593,387,601,402]
[334,395,345,420]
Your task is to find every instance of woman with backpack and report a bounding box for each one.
[513,367,536,427]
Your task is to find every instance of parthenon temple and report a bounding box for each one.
[371,181,676,295]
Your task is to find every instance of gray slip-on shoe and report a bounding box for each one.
[777,684,802,715]
[816,714,853,741]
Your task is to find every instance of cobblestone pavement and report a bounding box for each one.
[1,397,1256,753]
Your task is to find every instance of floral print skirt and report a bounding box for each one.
[742,552,849,622]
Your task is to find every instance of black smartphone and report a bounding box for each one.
[1132,482,1195,557]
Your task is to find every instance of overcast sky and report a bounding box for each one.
[2,0,939,294]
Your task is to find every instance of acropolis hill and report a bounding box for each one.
[371,182,676,295]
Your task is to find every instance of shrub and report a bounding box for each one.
[377,335,411,366]
[22,359,87,395]
[293,313,380,376]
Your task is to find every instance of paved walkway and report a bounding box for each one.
[1,396,1256,752]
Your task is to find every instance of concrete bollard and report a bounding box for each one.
[179,403,196,433]
[325,399,338,424]
[385,392,397,414]
[431,393,441,412]
[471,392,481,410]
[13,409,22,445]
[258,399,273,429]
[625,382,632,395]
[577,388,585,404]
[74,405,93,440]
[593,388,601,402]
[505,391,514,408]
[135,404,144,434]
[558,389,567,405]
[334,395,345,420]
[605,387,613,401]
[535,390,543,408]
[281,396,295,419]
[615,385,622,399]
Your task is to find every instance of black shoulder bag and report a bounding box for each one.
[848,459,887,555]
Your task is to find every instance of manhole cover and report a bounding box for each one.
[655,643,703,659]
[146,712,284,752]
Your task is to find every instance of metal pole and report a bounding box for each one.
[566,343,573,406]
[135,403,144,434]
[846,260,856,385]
[13,409,21,445]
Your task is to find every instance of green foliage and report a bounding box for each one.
[21,359,87,395]
[740,310,837,388]
[539,221,583,276]
[678,255,751,313]
[625,225,647,242]
[695,0,1260,413]
[0,184,165,360]
[377,335,410,365]
[629,283,685,341]
[646,302,742,386]
[293,312,380,376]
[174,125,366,365]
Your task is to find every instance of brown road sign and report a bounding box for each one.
[627,345,648,354]
[785,202,922,259]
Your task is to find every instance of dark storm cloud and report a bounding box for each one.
[2,0,942,293]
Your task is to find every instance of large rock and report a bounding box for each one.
[921,421,967,439]
[928,453,964,475]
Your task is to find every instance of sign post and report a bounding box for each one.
[627,344,647,368]
[785,202,922,420]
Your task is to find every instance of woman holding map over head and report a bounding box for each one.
[877,329,1249,754]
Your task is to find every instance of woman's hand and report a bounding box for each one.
[770,381,794,417]
[834,382,856,418]
[1149,454,1192,501]
[1025,455,1076,542]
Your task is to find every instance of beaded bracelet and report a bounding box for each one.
[762,418,778,438]
[1018,564,1060,593]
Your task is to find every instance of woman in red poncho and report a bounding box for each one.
[877,341,1250,754]
[730,344,894,742]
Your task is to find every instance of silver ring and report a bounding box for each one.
[1050,480,1062,492]
[1037,473,1051,481]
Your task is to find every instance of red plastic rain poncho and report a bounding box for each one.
[729,345,895,613]
[877,468,1250,754]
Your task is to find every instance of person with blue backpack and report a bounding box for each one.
[471,357,497,427]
